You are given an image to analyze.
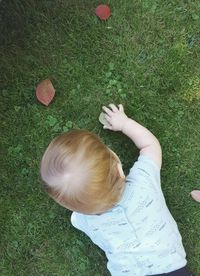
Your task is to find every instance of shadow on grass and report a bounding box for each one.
[1,1,200,275]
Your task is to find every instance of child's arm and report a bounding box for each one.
[102,104,162,169]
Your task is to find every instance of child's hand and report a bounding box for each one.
[102,104,128,131]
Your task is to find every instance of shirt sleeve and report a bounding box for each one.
[71,212,106,251]
[126,154,161,189]
[71,212,86,232]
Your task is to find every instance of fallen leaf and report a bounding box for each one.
[36,79,55,106]
[99,112,111,128]
[95,4,111,21]
[191,190,200,203]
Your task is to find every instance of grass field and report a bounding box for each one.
[1,0,200,275]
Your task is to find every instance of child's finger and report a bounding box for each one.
[102,106,113,116]
[108,103,118,112]
[104,114,112,123]
[118,104,124,112]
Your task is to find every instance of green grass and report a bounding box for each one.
[1,0,200,275]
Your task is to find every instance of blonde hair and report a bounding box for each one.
[40,130,125,214]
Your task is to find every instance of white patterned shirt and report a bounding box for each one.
[71,155,187,276]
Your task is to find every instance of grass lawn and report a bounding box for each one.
[1,0,200,275]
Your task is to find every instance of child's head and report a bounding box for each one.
[40,130,125,214]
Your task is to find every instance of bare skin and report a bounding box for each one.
[102,104,199,204]
[102,103,162,169]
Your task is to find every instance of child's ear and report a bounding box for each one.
[117,163,125,179]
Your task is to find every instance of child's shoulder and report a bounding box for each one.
[127,154,160,181]
[130,154,160,172]
[116,155,162,208]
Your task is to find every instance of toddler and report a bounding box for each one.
[40,104,193,276]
